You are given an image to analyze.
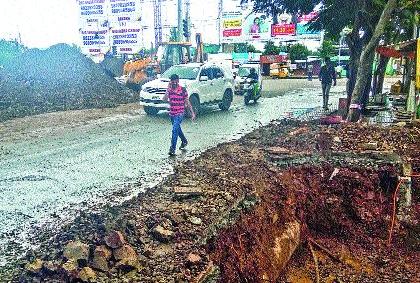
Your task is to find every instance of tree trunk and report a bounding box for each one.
[374,55,390,96]
[361,51,376,108]
[347,0,399,122]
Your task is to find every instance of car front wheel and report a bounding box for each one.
[219,89,233,111]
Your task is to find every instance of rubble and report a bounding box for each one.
[104,230,126,249]
[15,119,419,282]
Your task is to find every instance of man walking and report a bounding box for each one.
[319,57,337,110]
[163,74,195,156]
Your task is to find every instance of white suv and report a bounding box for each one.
[139,62,235,115]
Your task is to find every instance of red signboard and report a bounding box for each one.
[260,55,288,64]
[271,24,296,36]
[223,29,242,37]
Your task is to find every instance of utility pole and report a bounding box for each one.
[178,0,183,41]
[185,0,191,42]
[218,0,223,46]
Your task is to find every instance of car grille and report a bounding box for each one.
[143,87,166,95]
[139,98,167,104]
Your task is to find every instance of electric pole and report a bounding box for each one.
[178,0,183,41]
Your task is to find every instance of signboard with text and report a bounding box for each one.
[221,11,243,42]
[271,24,296,37]
[110,21,142,53]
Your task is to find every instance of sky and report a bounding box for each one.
[0,0,224,49]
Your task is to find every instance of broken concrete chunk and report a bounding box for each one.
[105,230,126,249]
[25,259,43,275]
[63,241,89,262]
[173,186,203,199]
[266,147,291,155]
[61,260,78,276]
[152,225,174,243]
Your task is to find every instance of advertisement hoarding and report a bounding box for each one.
[221,11,243,43]
[110,21,142,53]
[271,24,296,37]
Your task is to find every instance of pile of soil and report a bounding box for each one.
[0,44,134,121]
[12,120,420,282]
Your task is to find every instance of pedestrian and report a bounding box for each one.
[307,64,313,81]
[319,57,337,110]
[163,74,195,156]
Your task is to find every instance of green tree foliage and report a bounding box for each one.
[318,40,335,59]
[288,43,310,62]
[169,27,179,42]
[0,39,25,65]
[263,41,280,55]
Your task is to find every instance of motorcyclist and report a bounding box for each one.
[246,68,259,98]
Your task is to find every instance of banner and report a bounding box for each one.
[221,11,243,42]
[80,27,110,55]
[296,23,321,39]
[108,0,142,22]
[297,11,318,23]
[271,24,296,36]
[110,21,142,52]
[243,14,271,41]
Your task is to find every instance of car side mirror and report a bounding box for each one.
[200,76,208,81]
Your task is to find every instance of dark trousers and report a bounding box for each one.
[322,83,332,109]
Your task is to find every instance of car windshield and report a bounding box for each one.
[162,66,200,80]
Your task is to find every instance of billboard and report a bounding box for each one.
[296,23,321,39]
[243,14,271,41]
[77,0,143,55]
[271,24,296,37]
[221,11,243,42]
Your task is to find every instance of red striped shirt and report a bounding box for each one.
[167,85,188,116]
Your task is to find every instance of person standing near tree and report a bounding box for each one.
[319,57,337,110]
[163,74,195,156]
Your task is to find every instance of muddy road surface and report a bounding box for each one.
[0,79,346,268]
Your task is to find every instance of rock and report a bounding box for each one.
[187,253,202,265]
[114,245,137,262]
[114,245,141,271]
[333,136,342,143]
[105,230,126,249]
[91,245,112,272]
[78,267,97,282]
[61,260,79,277]
[189,216,202,225]
[43,261,60,275]
[25,259,43,275]
[152,225,174,242]
[64,241,89,262]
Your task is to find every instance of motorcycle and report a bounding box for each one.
[243,78,261,105]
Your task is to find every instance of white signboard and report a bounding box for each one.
[108,0,142,22]
[110,21,142,53]
[80,26,110,54]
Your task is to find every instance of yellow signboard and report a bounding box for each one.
[417,38,420,89]
[223,19,242,29]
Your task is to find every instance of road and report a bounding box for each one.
[0,79,346,267]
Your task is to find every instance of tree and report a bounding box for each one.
[318,40,335,59]
[288,43,310,62]
[0,39,25,65]
[347,0,398,121]
[169,27,179,42]
[263,40,280,55]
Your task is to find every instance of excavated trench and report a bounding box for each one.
[207,163,418,282]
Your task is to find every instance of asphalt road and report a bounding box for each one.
[0,79,346,267]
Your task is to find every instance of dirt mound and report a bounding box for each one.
[0,44,134,121]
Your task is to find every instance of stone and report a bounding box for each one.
[189,216,202,225]
[64,241,89,262]
[333,136,342,143]
[173,186,203,199]
[152,225,174,242]
[187,253,201,265]
[114,244,141,271]
[78,267,97,282]
[43,261,60,275]
[114,245,137,262]
[91,245,111,272]
[25,259,43,275]
[105,230,126,249]
[61,260,79,277]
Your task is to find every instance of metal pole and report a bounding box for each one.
[178,0,183,41]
